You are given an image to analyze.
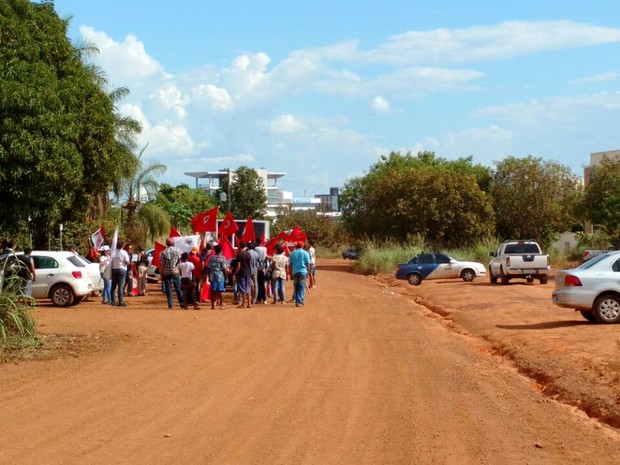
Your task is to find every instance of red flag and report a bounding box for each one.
[219,235,236,260]
[152,241,166,269]
[241,216,256,243]
[265,237,278,256]
[191,206,219,233]
[219,211,239,238]
[169,226,182,238]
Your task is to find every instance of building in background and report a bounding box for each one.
[185,168,331,217]
[314,187,340,215]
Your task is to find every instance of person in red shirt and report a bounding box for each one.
[188,246,203,303]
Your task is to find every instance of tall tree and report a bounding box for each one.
[217,167,268,219]
[0,0,141,246]
[489,156,582,247]
[340,151,494,248]
[583,156,620,236]
[113,144,169,244]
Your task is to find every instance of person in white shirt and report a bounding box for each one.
[307,239,316,289]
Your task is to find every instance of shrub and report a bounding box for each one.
[0,272,38,350]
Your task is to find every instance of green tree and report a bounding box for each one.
[340,151,494,248]
[273,210,348,249]
[156,183,216,234]
[113,145,169,245]
[489,156,582,247]
[0,0,141,246]
[583,156,620,237]
[217,167,267,219]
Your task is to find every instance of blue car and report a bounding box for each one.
[395,253,487,285]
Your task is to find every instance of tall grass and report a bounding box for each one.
[0,274,39,350]
[353,236,577,275]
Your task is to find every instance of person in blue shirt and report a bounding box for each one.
[287,240,310,307]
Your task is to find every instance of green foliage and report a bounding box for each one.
[156,183,215,235]
[584,156,620,238]
[340,151,495,249]
[273,210,348,249]
[0,271,38,349]
[0,0,141,243]
[216,167,267,219]
[489,156,582,248]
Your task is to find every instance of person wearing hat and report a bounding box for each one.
[287,240,311,307]
[99,245,112,304]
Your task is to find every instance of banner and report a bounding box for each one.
[219,211,239,237]
[172,235,201,255]
[110,228,119,258]
[191,206,219,233]
[241,216,256,243]
[90,226,106,249]
[169,226,182,238]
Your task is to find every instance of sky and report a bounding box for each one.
[52,0,620,198]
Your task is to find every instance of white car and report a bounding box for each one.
[0,251,94,307]
[395,252,487,285]
[552,251,620,324]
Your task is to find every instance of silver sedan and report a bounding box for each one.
[552,251,620,323]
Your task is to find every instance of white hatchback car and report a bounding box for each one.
[1,251,94,307]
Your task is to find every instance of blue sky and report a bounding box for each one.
[53,0,620,198]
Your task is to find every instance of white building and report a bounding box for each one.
[185,168,320,217]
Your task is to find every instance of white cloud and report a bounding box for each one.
[363,21,620,66]
[79,26,162,81]
[192,84,233,111]
[268,114,307,134]
[370,96,390,114]
[569,72,620,85]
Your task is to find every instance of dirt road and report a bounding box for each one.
[1,259,619,464]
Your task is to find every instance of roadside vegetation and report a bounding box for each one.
[0,274,38,352]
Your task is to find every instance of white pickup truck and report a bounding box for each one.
[489,240,550,284]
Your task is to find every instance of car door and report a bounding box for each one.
[433,254,456,278]
[31,254,60,298]
[417,253,438,279]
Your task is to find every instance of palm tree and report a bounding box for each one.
[115,144,170,245]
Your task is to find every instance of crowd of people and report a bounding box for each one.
[1,235,318,310]
[157,237,317,310]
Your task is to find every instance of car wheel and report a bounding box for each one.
[593,294,620,324]
[526,277,534,283]
[407,273,422,286]
[500,268,509,285]
[540,276,549,284]
[71,294,89,306]
[489,267,498,284]
[50,284,74,307]
[579,311,598,323]
[461,269,475,282]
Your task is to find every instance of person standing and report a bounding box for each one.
[270,244,288,304]
[136,246,150,296]
[307,239,317,289]
[159,238,183,309]
[178,252,199,309]
[234,241,252,308]
[248,242,260,304]
[123,244,135,296]
[17,247,36,297]
[206,244,228,309]
[110,241,130,307]
[99,245,112,304]
[288,241,311,307]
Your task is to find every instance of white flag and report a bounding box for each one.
[172,235,200,255]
